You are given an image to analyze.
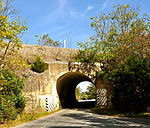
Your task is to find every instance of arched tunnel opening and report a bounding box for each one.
[76,81,96,101]
[56,72,96,108]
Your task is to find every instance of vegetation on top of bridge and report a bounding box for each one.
[73,4,150,113]
[35,34,61,47]
[31,56,47,73]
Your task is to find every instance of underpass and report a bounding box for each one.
[56,72,96,108]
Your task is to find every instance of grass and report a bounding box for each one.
[0,109,59,128]
[91,107,150,118]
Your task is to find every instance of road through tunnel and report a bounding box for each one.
[56,72,95,108]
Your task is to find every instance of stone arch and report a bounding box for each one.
[56,72,94,108]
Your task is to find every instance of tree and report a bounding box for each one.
[31,56,47,73]
[0,0,26,123]
[75,86,82,100]
[74,4,150,113]
[36,34,61,47]
[85,84,96,99]
[0,70,25,123]
[75,4,149,72]
[0,0,27,70]
[106,55,150,113]
[79,84,96,100]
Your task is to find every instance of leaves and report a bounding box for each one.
[0,0,28,70]
[72,5,150,112]
[107,55,150,113]
[74,4,149,78]
[36,34,61,47]
[0,70,25,123]
[31,56,46,73]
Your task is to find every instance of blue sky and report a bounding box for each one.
[12,0,150,49]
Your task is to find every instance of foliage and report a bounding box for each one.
[31,56,46,73]
[74,4,149,77]
[80,84,96,100]
[0,70,25,123]
[0,0,27,70]
[89,4,149,61]
[73,49,98,78]
[0,0,17,16]
[104,55,150,113]
[74,4,150,113]
[85,84,96,99]
[75,86,81,100]
[35,34,61,47]
[80,92,88,100]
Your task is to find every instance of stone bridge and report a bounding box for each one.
[20,44,110,112]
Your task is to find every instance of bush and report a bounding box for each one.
[104,55,150,113]
[31,56,46,73]
[0,70,25,123]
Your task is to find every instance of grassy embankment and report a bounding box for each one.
[0,110,59,128]
[91,107,150,118]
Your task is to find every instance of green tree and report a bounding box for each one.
[105,55,150,113]
[75,5,149,75]
[0,70,25,123]
[36,34,61,47]
[31,56,47,73]
[85,84,96,99]
[74,4,150,113]
[79,84,96,100]
[0,0,27,70]
[75,86,82,100]
[0,0,26,122]
[80,92,88,100]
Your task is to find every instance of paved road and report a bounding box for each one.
[13,109,150,128]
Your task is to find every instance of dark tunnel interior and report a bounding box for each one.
[56,72,95,108]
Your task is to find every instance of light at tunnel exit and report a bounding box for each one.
[77,81,93,92]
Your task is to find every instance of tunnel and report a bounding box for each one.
[56,72,95,108]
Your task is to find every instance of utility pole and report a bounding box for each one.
[63,40,66,48]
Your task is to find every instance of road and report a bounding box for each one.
[13,109,150,128]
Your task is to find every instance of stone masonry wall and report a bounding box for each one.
[24,62,69,112]
[19,44,78,62]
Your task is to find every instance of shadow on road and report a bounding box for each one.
[49,126,82,128]
[12,109,150,128]
[58,109,150,128]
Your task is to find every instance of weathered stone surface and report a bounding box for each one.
[19,44,78,62]
[19,44,78,112]
[24,62,69,112]
[19,44,108,112]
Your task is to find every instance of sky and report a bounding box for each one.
[77,81,93,92]
[12,0,150,49]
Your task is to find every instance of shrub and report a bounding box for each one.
[104,55,150,113]
[31,56,46,73]
[0,70,25,123]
